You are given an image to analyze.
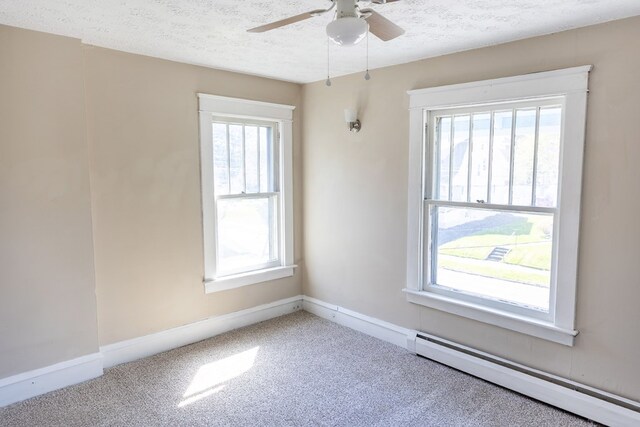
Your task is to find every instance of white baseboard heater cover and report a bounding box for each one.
[415,332,640,426]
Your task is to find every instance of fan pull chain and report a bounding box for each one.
[325,37,332,87]
[364,25,371,81]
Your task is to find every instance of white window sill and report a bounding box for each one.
[403,288,578,346]
[205,265,296,294]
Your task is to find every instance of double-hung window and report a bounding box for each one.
[198,94,295,293]
[405,67,591,345]
[211,117,280,274]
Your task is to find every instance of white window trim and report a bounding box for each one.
[198,94,296,293]
[405,66,592,346]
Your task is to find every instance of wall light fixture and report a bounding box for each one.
[344,109,361,133]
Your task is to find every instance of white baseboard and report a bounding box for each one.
[101,295,303,368]
[0,353,103,408]
[1,296,303,407]
[302,296,417,352]
[4,294,639,426]
[303,295,640,426]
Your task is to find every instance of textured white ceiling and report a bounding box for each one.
[1,0,639,83]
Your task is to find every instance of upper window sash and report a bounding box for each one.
[426,98,563,209]
[211,118,279,197]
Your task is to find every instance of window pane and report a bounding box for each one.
[490,111,513,204]
[216,196,278,273]
[259,126,272,193]
[244,126,259,193]
[436,117,452,200]
[451,116,470,202]
[536,107,562,207]
[434,206,552,311]
[229,124,244,194]
[512,109,536,205]
[212,123,229,196]
[470,113,490,203]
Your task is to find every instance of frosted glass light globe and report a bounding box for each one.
[326,17,368,47]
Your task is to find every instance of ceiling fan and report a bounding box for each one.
[248,0,405,47]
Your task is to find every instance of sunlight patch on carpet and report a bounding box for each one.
[178,346,259,407]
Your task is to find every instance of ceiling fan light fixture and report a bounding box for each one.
[326,17,368,47]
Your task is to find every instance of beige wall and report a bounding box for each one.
[0,24,304,378]
[302,16,640,401]
[83,47,304,345]
[0,26,99,377]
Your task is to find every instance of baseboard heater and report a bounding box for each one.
[415,332,640,426]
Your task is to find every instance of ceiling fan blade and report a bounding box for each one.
[365,10,405,41]
[247,12,315,33]
[371,0,402,4]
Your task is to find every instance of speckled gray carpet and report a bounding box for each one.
[0,311,595,426]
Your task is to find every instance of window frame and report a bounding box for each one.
[405,66,592,346]
[198,94,296,293]
[210,117,281,277]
